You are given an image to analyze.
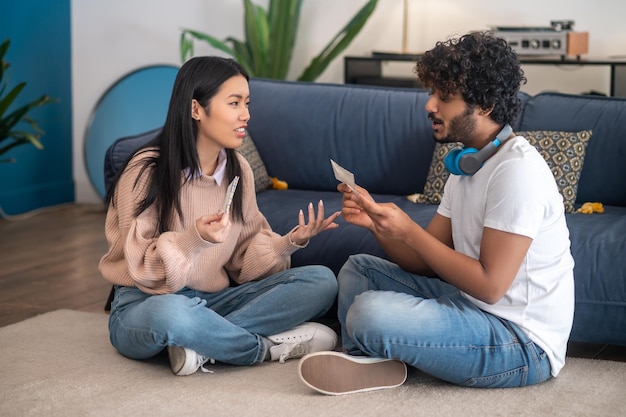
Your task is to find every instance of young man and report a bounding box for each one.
[298,31,575,395]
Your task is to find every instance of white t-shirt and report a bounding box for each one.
[437,135,575,377]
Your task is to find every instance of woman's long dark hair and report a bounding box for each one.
[106,56,249,233]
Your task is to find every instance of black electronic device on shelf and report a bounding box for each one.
[493,20,588,58]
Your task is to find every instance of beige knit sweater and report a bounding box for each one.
[99,150,299,295]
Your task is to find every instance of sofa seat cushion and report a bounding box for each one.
[565,206,626,345]
[256,189,437,275]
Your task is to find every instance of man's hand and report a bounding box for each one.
[337,183,374,230]
[351,190,414,241]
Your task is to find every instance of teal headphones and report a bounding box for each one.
[444,124,513,176]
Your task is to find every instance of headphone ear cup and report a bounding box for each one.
[444,148,464,176]
[442,124,512,177]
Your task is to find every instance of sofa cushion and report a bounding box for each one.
[104,128,161,193]
[257,189,438,275]
[407,143,457,204]
[248,79,530,197]
[519,130,592,213]
[248,79,435,195]
[238,132,272,193]
[408,130,592,212]
[518,93,626,207]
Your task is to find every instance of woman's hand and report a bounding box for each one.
[337,183,374,230]
[289,200,341,246]
[195,211,232,243]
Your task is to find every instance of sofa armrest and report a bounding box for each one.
[103,127,161,194]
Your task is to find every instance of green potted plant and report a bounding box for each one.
[180,0,378,81]
[0,38,55,163]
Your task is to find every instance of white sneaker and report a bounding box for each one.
[267,322,337,363]
[298,351,407,395]
[167,346,214,376]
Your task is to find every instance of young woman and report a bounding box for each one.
[100,56,340,376]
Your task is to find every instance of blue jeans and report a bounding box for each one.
[108,265,337,366]
[338,254,552,388]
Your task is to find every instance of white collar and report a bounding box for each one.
[185,149,228,185]
[212,149,227,185]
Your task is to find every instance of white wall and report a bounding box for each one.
[72,0,626,204]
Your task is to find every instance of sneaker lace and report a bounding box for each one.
[198,356,216,374]
[277,341,309,363]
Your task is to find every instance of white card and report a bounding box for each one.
[330,159,359,194]
[222,176,240,214]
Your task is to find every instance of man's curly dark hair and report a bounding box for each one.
[414,31,527,125]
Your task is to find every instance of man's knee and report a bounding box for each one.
[346,291,388,333]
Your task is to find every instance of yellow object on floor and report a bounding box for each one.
[576,202,604,214]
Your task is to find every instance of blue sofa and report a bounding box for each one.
[104,78,626,347]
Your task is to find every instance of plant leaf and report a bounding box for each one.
[7,130,44,149]
[243,0,269,76]
[0,38,54,159]
[226,37,256,76]
[179,0,377,82]
[0,95,50,144]
[0,39,9,59]
[180,29,238,59]
[0,39,9,83]
[0,132,43,156]
[298,0,378,81]
[0,82,25,118]
[266,0,302,79]
[180,31,194,63]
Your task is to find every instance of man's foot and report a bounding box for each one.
[298,351,407,395]
[167,346,213,376]
[267,322,337,363]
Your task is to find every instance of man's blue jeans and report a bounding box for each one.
[338,254,552,388]
[108,265,337,366]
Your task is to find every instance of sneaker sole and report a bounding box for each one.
[168,346,187,375]
[298,351,407,395]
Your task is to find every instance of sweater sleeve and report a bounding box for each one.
[224,155,301,284]
[99,151,212,294]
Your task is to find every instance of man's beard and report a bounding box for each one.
[431,105,476,144]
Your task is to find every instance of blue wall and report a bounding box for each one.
[0,0,73,216]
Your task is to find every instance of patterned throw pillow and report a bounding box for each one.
[407,143,458,205]
[407,130,592,213]
[520,130,592,213]
[236,132,272,193]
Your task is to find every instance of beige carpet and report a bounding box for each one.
[1,310,624,417]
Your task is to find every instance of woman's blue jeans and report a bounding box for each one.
[338,254,552,388]
[108,265,337,366]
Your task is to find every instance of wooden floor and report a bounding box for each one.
[1,203,624,362]
[0,203,112,326]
